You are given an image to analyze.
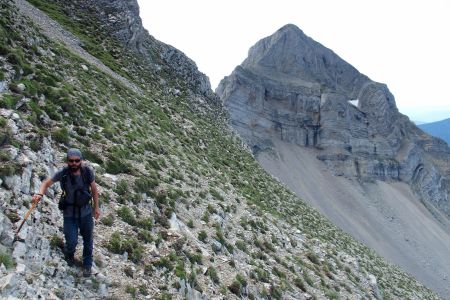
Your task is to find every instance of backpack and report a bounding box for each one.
[58,166,92,217]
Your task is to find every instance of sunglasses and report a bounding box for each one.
[68,159,81,163]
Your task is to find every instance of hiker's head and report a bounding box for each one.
[67,148,83,171]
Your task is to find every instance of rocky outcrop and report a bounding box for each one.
[60,0,213,98]
[217,24,450,216]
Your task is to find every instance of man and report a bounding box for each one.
[32,148,100,277]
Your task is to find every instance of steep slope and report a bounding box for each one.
[217,24,450,298]
[0,1,442,299]
[419,118,450,146]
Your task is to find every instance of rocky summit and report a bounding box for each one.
[217,24,450,298]
[0,1,445,299]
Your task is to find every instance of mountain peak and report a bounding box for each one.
[276,23,304,35]
[242,24,368,97]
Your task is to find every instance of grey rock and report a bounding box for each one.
[16,83,26,92]
[38,137,54,163]
[98,283,107,297]
[0,273,16,293]
[12,242,27,263]
[15,263,26,274]
[20,164,33,195]
[211,240,222,253]
[368,274,383,300]
[0,212,13,246]
[3,175,22,195]
[0,81,7,93]
[169,213,180,231]
[38,111,51,127]
[36,46,47,56]
[11,113,20,121]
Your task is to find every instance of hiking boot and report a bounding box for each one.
[83,267,92,277]
[64,255,75,267]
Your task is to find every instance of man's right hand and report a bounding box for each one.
[32,194,43,204]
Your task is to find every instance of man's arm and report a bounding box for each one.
[32,178,54,204]
[91,181,100,219]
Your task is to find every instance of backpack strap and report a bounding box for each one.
[60,167,70,196]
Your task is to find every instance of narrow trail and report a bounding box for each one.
[15,0,143,95]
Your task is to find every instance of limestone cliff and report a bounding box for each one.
[217,24,450,216]
[48,0,214,98]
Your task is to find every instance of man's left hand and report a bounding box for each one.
[94,207,101,220]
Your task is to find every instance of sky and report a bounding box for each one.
[137,0,450,123]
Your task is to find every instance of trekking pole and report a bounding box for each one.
[14,200,39,241]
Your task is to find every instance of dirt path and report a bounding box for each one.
[15,0,143,95]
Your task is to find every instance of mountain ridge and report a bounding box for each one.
[419,118,450,146]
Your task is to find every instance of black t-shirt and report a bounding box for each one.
[52,166,94,218]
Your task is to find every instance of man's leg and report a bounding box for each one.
[63,217,78,265]
[80,213,94,271]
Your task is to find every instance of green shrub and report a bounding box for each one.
[198,230,207,242]
[175,261,186,279]
[0,161,22,176]
[52,127,70,144]
[82,148,103,164]
[272,266,286,279]
[106,232,143,262]
[105,158,132,174]
[186,251,202,265]
[6,50,24,67]
[250,267,270,283]
[125,285,137,298]
[100,214,115,226]
[116,206,137,226]
[50,234,64,250]
[294,277,307,292]
[306,252,320,265]
[206,266,220,284]
[137,217,153,231]
[134,176,159,193]
[201,211,210,223]
[0,45,9,56]
[187,219,194,228]
[20,80,38,96]
[137,229,153,243]
[115,179,128,196]
[153,256,174,270]
[210,188,224,201]
[0,116,6,127]
[0,94,19,109]
[0,251,14,269]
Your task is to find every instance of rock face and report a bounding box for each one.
[217,24,450,216]
[60,0,213,98]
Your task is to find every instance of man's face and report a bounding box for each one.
[67,156,81,171]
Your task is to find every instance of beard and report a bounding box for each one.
[69,165,81,172]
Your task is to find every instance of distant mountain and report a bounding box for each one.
[419,118,450,146]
